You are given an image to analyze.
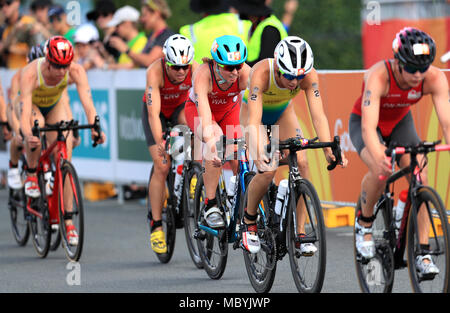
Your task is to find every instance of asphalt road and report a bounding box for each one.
[0,187,413,293]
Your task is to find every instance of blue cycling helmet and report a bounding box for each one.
[211,35,247,65]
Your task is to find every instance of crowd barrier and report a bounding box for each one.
[0,69,448,222]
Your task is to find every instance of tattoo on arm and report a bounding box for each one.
[250,86,259,101]
[146,87,152,106]
[363,90,372,107]
[194,93,199,107]
[312,83,320,97]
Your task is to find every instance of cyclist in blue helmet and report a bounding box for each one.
[185,35,251,229]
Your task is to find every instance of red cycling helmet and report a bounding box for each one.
[46,36,74,67]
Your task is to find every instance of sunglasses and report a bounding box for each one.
[218,63,244,72]
[402,63,429,74]
[49,60,70,69]
[279,70,306,81]
[166,62,190,71]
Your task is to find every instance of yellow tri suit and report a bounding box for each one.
[242,58,300,126]
[31,57,69,116]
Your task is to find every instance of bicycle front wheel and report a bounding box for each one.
[194,172,228,279]
[287,179,326,293]
[58,161,84,261]
[183,161,203,269]
[407,186,450,293]
[241,172,277,293]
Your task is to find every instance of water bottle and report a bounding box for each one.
[173,164,184,200]
[274,179,289,215]
[170,128,185,162]
[394,189,408,229]
[44,170,54,196]
[227,175,237,197]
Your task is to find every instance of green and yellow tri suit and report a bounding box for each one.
[243,58,300,126]
[32,58,69,116]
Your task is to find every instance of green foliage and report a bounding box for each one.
[109,0,363,69]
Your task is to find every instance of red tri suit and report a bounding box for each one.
[352,60,424,138]
[142,58,192,119]
[185,62,242,138]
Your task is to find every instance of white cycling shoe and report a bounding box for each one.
[204,206,225,228]
[8,168,23,190]
[355,219,375,259]
[416,255,439,277]
[241,223,261,254]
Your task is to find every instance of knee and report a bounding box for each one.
[152,162,170,178]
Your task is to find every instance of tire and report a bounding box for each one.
[241,172,277,293]
[194,172,228,279]
[287,179,326,293]
[406,186,450,293]
[148,166,177,264]
[353,195,395,293]
[183,161,203,269]
[9,187,30,246]
[28,171,51,258]
[58,161,84,262]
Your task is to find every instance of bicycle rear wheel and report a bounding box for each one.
[287,179,326,293]
[241,172,277,293]
[148,166,177,264]
[183,161,203,269]
[28,172,51,258]
[407,186,450,293]
[353,196,395,293]
[194,172,228,279]
[58,161,84,261]
[9,187,30,246]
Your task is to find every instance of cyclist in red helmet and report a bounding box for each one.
[350,27,450,275]
[19,36,106,245]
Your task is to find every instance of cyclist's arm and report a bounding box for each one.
[0,78,7,123]
[69,63,105,143]
[193,64,214,144]
[145,61,164,147]
[303,69,333,156]
[360,64,388,162]
[191,60,200,73]
[245,61,268,161]
[426,67,450,146]
[19,62,37,139]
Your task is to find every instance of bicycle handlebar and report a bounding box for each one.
[31,115,102,149]
[273,135,342,171]
[379,140,450,180]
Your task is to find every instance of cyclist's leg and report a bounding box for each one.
[393,113,435,270]
[276,104,311,234]
[24,105,45,197]
[7,97,23,189]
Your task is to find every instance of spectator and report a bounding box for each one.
[105,6,148,70]
[265,0,298,32]
[29,0,54,43]
[0,0,35,69]
[132,0,175,68]
[179,0,251,64]
[48,4,76,45]
[73,23,106,71]
[231,0,288,67]
[86,0,120,62]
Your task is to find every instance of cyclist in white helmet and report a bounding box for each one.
[240,36,348,254]
[142,34,199,255]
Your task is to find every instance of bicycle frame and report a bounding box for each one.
[197,138,252,244]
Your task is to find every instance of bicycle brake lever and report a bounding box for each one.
[92,116,101,148]
[327,136,341,171]
[31,120,40,152]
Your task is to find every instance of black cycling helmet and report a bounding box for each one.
[392,27,436,67]
[27,43,46,62]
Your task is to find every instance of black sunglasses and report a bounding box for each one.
[218,63,244,72]
[49,60,70,69]
[402,63,429,74]
[167,63,190,71]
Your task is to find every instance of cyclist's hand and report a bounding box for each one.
[377,155,392,178]
[26,135,40,150]
[325,149,348,168]
[157,142,168,158]
[255,151,279,173]
[91,130,106,145]
[1,124,12,141]
[211,154,222,168]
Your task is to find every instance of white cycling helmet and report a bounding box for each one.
[274,36,314,77]
[163,34,194,66]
